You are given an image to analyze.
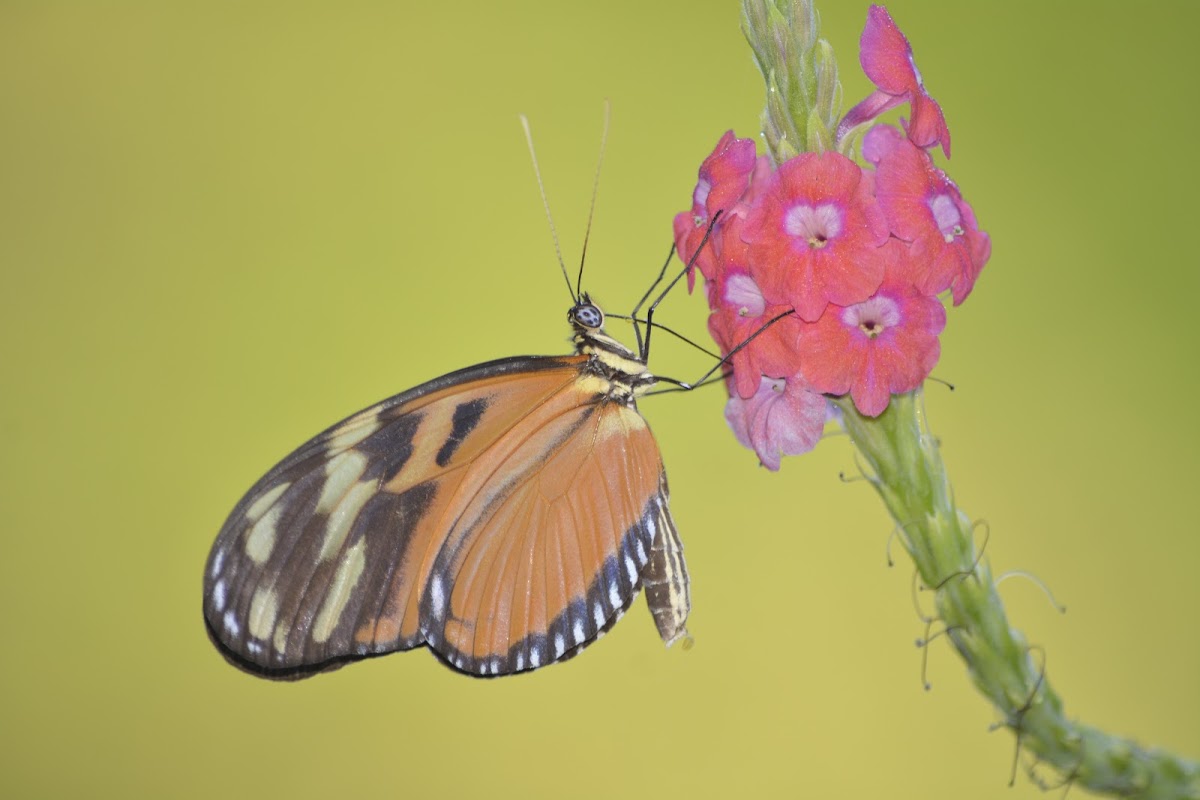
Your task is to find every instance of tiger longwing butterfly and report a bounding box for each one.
[203,112,700,678]
[203,240,706,680]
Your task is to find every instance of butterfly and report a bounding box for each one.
[203,281,698,679]
[200,110,727,678]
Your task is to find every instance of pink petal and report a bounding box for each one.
[725,374,827,470]
[674,210,715,293]
[859,6,919,96]
[904,92,952,158]
[700,131,758,215]
[838,90,906,144]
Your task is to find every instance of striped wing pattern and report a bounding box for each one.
[203,354,685,678]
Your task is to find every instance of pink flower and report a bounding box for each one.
[743,151,889,322]
[837,5,951,158]
[796,241,946,417]
[701,216,799,398]
[694,130,758,214]
[724,373,827,470]
[864,125,991,304]
[674,131,757,291]
[730,155,774,218]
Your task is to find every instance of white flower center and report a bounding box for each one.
[693,178,712,209]
[783,203,842,249]
[724,273,766,318]
[928,193,962,243]
[841,295,901,339]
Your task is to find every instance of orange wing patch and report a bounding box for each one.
[351,360,593,650]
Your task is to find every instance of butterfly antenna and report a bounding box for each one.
[520,114,576,303]
[576,100,611,299]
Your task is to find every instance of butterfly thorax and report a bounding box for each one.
[569,298,656,404]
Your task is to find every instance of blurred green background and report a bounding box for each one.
[2,1,1196,797]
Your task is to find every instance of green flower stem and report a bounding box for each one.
[836,392,1200,799]
[742,0,838,159]
[736,2,1197,792]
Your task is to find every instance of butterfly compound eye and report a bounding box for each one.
[572,303,604,330]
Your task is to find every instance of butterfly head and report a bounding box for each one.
[568,293,605,333]
[568,293,650,382]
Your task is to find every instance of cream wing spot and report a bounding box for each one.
[246,482,290,522]
[320,479,376,561]
[327,414,381,454]
[245,505,282,565]
[248,587,279,641]
[384,399,457,493]
[429,573,447,621]
[313,539,367,644]
[273,622,290,654]
[210,548,226,578]
[596,404,645,442]
[316,450,368,514]
[213,580,227,612]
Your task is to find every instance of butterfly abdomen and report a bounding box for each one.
[641,474,691,647]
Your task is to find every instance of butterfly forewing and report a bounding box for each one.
[203,351,685,678]
[205,356,584,674]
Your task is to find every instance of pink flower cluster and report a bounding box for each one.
[674,5,990,471]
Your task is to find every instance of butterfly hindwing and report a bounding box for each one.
[423,400,666,674]
[203,353,679,678]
